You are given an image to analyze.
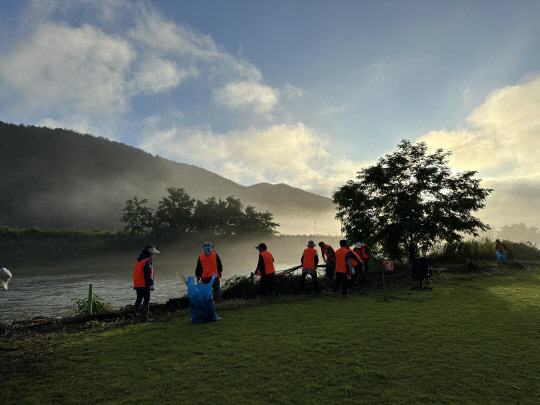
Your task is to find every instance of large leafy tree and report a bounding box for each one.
[333,140,492,262]
[192,197,227,234]
[240,205,280,236]
[155,187,195,231]
[121,197,154,235]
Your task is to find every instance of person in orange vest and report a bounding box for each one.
[495,239,508,262]
[255,242,275,297]
[299,240,320,295]
[355,242,370,274]
[318,241,336,280]
[133,245,160,322]
[347,244,363,290]
[495,239,507,253]
[333,239,354,297]
[195,242,224,303]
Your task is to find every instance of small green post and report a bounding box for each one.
[88,284,93,315]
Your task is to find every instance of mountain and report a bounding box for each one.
[0,121,339,234]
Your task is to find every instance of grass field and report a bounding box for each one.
[3,267,539,404]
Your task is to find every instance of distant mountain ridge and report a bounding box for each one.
[0,121,339,234]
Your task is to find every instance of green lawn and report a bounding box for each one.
[4,268,540,404]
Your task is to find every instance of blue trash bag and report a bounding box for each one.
[187,275,221,323]
[496,251,507,262]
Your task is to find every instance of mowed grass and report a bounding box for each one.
[4,268,540,404]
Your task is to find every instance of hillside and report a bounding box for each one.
[0,121,339,234]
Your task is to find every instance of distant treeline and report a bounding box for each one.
[121,187,278,238]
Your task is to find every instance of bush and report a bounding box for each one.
[72,293,112,315]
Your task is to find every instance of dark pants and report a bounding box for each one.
[333,272,348,296]
[325,261,336,280]
[363,258,369,273]
[260,273,275,297]
[350,264,363,289]
[135,288,150,306]
[300,270,319,294]
[202,277,221,298]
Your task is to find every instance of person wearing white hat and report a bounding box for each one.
[133,244,160,322]
[299,241,320,295]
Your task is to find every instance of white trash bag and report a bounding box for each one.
[0,267,12,290]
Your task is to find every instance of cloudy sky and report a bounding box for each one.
[1,0,539,230]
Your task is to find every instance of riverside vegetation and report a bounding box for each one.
[1,236,539,404]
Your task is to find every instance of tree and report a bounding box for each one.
[240,205,280,236]
[121,197,154,235]
[500,223,540,246]
[192,197,227,234]
[332,140,492,262]
[154,187,195,231]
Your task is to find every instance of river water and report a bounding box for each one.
[0,237,342,322]
[0,259,299,322]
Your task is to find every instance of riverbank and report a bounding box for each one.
[2,264,539,404]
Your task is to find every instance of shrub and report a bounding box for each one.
[72,293,112,315]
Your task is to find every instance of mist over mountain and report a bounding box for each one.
[0,122,340,234]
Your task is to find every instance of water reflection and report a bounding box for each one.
[0,262,298,322]
[0,237,341,322]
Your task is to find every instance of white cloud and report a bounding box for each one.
[418,75,540,177]
[0,1,280,136]
[130,55,193,94]
[280,82,304,99]
[138,120,372,198]
[417,74,540,228]
[0,22,133,118]
[320,103,354,116]
[213,80,279,116]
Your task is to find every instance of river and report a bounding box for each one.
[0,237,342,322]
[0,259,300,322]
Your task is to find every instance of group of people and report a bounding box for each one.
[131,239,370,321]
[313,240,370,298]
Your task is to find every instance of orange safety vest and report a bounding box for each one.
[335,247,350,273]
[258,250,275,275]
[360,244,369,259]
[302,247,317,270]
[199,251,219,278]
[321,244,335,261]
[348,248,362,267]
[133,258,153,288]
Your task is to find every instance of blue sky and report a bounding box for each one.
[1,0,540,230]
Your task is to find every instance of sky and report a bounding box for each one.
[1,0,539,231]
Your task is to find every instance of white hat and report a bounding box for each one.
[147,247,160,254]
[356,242,362,248]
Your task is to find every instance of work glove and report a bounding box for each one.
[351,269,355,275]
[196,277,201,282]
[149,285,155,291]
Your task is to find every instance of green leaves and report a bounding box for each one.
[121,189,278,236]
[333,139,492,262]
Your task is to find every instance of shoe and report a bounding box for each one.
[140,304,154,322]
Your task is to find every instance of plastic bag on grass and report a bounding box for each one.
[188,275,221,323]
